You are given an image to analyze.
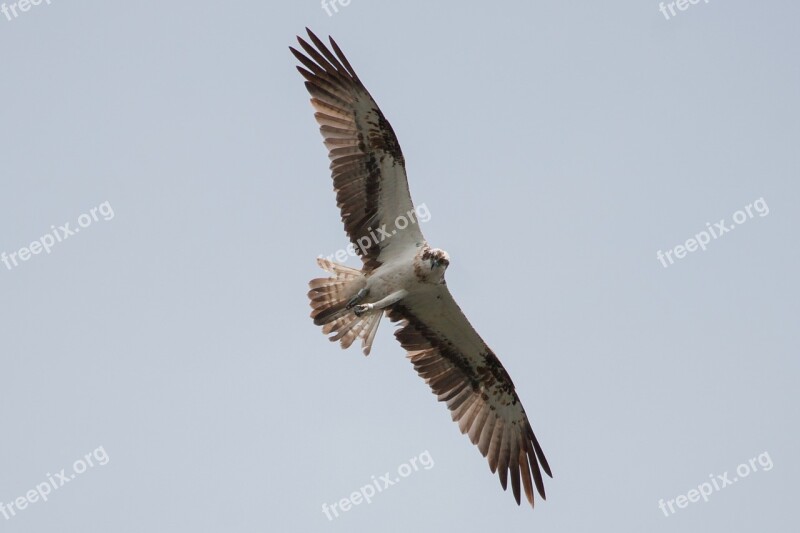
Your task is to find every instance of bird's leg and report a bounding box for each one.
[346,288,369,309]
[353,289,408,317]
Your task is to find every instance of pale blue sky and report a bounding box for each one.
[1,1,798,531]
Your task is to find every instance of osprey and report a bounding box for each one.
[291,29,552,507]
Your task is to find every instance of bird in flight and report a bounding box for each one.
[291,28,552,507]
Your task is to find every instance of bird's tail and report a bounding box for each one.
[308,258,382,355]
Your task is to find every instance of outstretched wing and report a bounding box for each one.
[291,29,424,271]
[386,286,552,507]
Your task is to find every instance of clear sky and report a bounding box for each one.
[1,1,798,531]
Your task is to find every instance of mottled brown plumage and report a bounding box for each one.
[294,29,552,507]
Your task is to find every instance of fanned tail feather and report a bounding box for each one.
[308,258,382,355]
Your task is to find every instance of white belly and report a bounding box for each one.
[364,262,416,304]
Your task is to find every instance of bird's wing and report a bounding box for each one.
[291,29,424,271]
[386,285,552,507]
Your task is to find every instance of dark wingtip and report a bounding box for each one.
[305,27,320,42]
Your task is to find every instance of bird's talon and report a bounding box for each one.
[346,288,369,309]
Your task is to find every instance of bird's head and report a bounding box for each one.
[428,248,450,270]
[419,247,450,283]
